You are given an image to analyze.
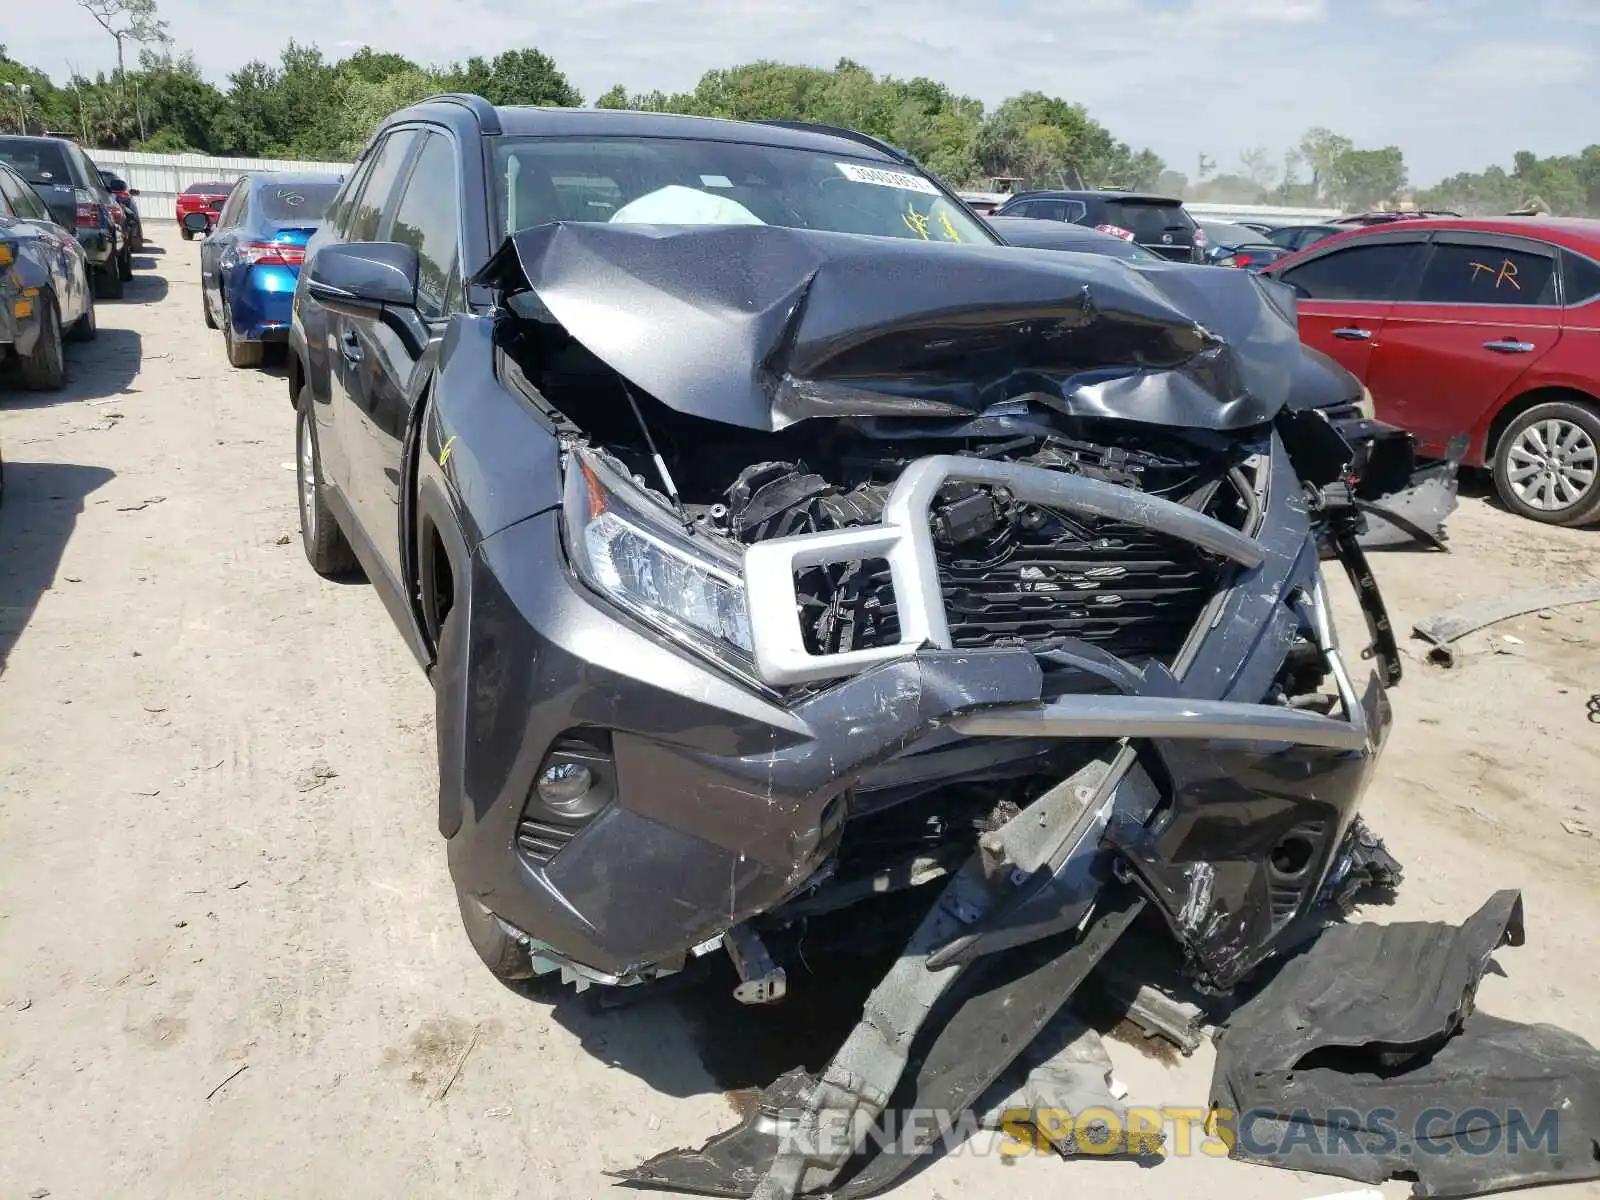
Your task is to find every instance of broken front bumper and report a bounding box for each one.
[445,432,1395,991]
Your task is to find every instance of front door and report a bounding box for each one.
[1273,237,1429,380]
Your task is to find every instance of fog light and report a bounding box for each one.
[537,761,594,809]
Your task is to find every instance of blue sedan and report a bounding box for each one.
[197,172,341,368]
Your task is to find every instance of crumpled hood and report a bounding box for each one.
[477,222,1307,433]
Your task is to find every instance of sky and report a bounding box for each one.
[7,0,1600,185]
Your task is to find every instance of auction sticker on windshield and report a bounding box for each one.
[834,162,940,195]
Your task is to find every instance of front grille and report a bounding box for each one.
[939,521,1222,662]
[804,516,1224,667]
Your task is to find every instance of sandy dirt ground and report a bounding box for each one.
[3,231,1600,1200]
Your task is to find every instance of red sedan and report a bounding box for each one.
[175,180,235,240]
[1264,217,1600,526]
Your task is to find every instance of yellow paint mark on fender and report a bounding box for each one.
[438,435,458,466]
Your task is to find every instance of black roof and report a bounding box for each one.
[391,97,909,165]
[1002,189,1184,205]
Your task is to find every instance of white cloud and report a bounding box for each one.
[6,0,1599,185]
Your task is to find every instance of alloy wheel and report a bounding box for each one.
[1505,418,1598,513]
[297,411,318,544]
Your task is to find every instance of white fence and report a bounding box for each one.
[86,149,348,222]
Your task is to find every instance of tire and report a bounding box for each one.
[1492,400,1600,527]
[295,387,360,577]
[18,293,66,391]
[94,261,123,300]
[180,228,193,242]
[223,307,262,368]
[67,286,97,343]
[201,286,217,330]
[118,243,134,281]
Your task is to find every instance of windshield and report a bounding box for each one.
[493,136,992,246]
[1102,200,1194,242]
[259,181,340,224]
[0,138,71,186]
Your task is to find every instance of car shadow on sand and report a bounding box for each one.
[119,270,169,304]
[0,326,142,408]
[0,459,116,677]
[532,898,928,1106]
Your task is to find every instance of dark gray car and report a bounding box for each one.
[0,135,128,299]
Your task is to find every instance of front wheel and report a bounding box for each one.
[180,228,194,242]
[1492,401,1600,527]
[67,285,97,343]
[18,293,65,390]
[295,388,360,577]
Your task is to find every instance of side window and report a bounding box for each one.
[387,132,462,320]
[1032,201,1067,221]
[1278,242,1423,302]
[325,157,375,240]
[217,182,246,229]
[0,170,24,216]
[1413,242,1557,306]
[14,177,51,222]
[347,130,420,243]
[1564,253,1600,306]
[1003,200,1033,216]
[1062,200,1087,223]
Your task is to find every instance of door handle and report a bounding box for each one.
[1332,327,1372,341]
[1483,339,1535,354]
[339,331,363,364]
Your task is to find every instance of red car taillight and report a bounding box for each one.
[74,188,98,228]
[238,241,306,267]
[1095,223,1135,242]
[1233,253,1254,269]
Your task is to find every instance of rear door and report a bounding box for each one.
[339,129,463,584]
[1365,233,1563,457]
[1271,235,1428,378]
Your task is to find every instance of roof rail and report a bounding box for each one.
[416,93,501,135]
[753,120,914,165]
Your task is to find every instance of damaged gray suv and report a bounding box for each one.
[289,95,1412,1195]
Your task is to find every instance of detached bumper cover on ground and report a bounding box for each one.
[1211,890,1600,1198]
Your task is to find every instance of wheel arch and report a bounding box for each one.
[1485,385,1600,463]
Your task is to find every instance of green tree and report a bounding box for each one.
[1298,126,1354,203]
[478,49,580,108]
[1328,146,1407,210]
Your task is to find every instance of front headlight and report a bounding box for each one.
[562,444,755,676]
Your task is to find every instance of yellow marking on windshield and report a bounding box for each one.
[438,435,458,466]
[937,208,962,243]
[902,204,931,240]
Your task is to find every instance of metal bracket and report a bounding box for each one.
[724,925,788,1006]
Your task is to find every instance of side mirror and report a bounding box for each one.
[305,242,419,318]
[181,211,211,233]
